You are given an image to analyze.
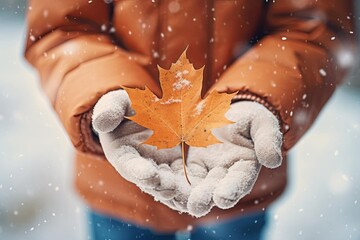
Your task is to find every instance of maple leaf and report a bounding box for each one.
[124,50,237,183]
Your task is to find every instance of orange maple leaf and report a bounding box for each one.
[124,50,237,183]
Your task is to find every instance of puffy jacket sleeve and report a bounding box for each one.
[213,0,357,151]
[25,0,160,154]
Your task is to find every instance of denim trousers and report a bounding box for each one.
[88,210,267,240]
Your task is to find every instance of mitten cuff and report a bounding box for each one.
[232,91,285,134]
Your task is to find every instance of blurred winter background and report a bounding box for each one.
[0,1,359,239]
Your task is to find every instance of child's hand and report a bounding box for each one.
[92,90,182,200]
[167,101,283,217]
[93,91,282,217]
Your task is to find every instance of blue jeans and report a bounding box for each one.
[88,210,267,240]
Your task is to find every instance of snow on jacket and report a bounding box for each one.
[24,0,356,232]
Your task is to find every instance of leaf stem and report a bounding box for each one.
[182,141,191,185]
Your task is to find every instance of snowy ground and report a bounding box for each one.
[1,16,359,240]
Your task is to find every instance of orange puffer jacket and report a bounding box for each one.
[25,0,356,232]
